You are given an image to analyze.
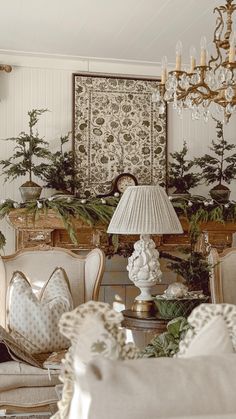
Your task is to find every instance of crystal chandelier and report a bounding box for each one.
[153,0,236,122]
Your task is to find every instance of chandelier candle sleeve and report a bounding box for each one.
[229,32,236,62]
[175,41,182,71]
[190,46,197,72]
[161,56,168,84]
[200,36,207,66]
[107,186,183,313]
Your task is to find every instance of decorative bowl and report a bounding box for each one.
[154,295,209,320]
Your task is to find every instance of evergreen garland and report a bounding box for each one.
[0,196,119,246]
[0,194,236,252]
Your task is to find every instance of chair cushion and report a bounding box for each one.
[7,267,73,354]
[0,361,60,392]
[0,385,58,408]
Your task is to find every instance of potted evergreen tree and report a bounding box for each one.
[195,119,236,202]
[40,133,81,196]
[0,109,50,202]
[168,141,201,197]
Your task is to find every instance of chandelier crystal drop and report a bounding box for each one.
[153,0,236,122]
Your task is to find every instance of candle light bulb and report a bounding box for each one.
[162,55,168,70]
[175,40,182,71]
[190,46,197,59]
[176,40,183,56]
[190,46,197,72]
[200,36,207,66]
[161,56,168,84]
[200,36,207,50]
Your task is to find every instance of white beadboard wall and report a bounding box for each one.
[0,54,236,256]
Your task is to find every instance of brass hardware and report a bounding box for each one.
[132,299,157,314]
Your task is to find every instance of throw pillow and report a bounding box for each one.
[0,325,42,367]
[178,315,234,358]
[177,303,236,357]
[7,267,73,354]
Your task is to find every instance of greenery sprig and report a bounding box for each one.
[0,196,119,246]
[142,317,190,358]
[170,195,236,245]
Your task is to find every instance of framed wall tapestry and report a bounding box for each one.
[73,72,167,197]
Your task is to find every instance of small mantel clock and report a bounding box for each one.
[97,173,138,197]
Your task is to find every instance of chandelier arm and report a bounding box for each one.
[176,83,218,102]
[214,8,224,38]
[209,9,224,68]
[224,1,236,41]
[209,51,222,71]
[187,82,217,96]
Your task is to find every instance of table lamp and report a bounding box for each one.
[107,185,183,313]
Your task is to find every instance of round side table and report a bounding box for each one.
[122,309,168,350]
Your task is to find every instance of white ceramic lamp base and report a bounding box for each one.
[127,234,162,311]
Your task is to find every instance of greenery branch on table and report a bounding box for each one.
[141,317,191,358]
[161,194,235,294]
[161,249,211,295]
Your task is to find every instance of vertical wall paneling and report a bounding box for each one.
[0,57,236,306]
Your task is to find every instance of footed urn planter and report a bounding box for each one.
[20,181,42,202]
[209,184,230,203]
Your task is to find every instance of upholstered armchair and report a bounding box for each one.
[0,246,105,416]
[208,247,236,304]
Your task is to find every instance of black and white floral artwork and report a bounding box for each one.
[73,73,167,197]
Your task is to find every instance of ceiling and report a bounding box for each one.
[0,0,229,64]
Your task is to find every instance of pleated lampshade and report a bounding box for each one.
[107,185,183,235]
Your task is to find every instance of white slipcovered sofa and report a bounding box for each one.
[53,302,236,419]
[74,354,236,419]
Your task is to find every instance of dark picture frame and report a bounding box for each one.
[73,72,167,197]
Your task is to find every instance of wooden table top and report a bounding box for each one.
[122,309,168,332]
